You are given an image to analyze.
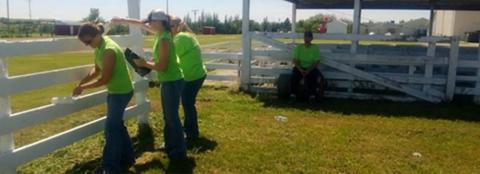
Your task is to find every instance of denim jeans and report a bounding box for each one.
[161,79,187,159]
[182,75,206,140]
[291,67,320,99]
[103,91,135,173]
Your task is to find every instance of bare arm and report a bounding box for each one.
[111,17,157,34]
[305,60,320,74]
[73,50,116,96]
[78,66,100,87]
[293,59,300,69]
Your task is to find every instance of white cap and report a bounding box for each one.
[144,9,169,23]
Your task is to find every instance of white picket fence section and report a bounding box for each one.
[0,0,154,171]
[203,52,242,82]
[0,32,247,174]
[246,32,480,103]
[0,35,151,173]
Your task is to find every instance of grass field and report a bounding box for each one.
[4,35,480,173]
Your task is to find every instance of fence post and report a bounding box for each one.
[446,37,459,102]
[474,37,480,104]
[291,3,296,44]
[350,0,361,54]
[0,58,16,173]
[240,0,252,91]
[424,41,436,92]
[127,0,149,125]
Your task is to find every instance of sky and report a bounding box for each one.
[0,0,430,22]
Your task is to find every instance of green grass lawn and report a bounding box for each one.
[15,87,480,174]
[4,35,480,173]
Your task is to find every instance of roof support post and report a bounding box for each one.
[291,3,297,43]
[241,0,252,91]
[351,0,362,54]
[429,2,435,36]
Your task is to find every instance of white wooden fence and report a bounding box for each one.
[245,32,480,104]
[0,34,152,173]
[203,52,242,82]
[0,41,246,174]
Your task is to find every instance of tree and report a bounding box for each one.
[261,17,269,31]
[82,8,104,23]
[282,18,291,32]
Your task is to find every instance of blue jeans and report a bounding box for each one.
[103,91,135,173]
[182,76,206,140]
[161,79,187,159]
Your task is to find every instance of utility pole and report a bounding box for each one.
[6,0,10,34]
[6,0,10,19]
[166,0,169,14]
[28,0,32,20]
[192,9,198,22]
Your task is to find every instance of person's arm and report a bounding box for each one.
[292,46,304,71]
[180,22,194,33]
[78,66,100,87]
[304,60,320,75]
[73,50,116,96]
[292,59,301,69]
[134,40,169,72]
[111,17,157,34]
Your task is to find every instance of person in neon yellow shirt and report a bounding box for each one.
[111,9,187,161]
[73,23,135,173]
[291,31,322,101]
[170,17,207,142]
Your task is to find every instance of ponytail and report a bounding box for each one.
[96,23,105,35]
[171,17,193,34]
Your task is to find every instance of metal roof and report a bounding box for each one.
[285,0,480,10]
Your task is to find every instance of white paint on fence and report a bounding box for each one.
[0,58,15,174]
[0,36,134,59]
[1,65,93,96]
[446,37,460,101]
[128,0,149,125]
[0,103,150,169]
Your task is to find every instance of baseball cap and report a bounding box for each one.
[143,9,169,23]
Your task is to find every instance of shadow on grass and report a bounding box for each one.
[132,123,156,155]
[65,124,160,173]
[64,157,103,174]
[187,137,218,153]
[166,157,196,174]
[256,94,480,122]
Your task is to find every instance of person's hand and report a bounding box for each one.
[303,70,310,77]
[111,17,124,25]
[134,59,147,67]
[72,86,83,97]
[300,69,307,77]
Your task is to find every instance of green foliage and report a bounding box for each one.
[0,18,54,38]
[82,8,104,23]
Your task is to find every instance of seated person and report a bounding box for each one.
[291,31,322,100]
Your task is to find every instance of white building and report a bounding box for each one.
[433,11,480,36]
[327,20,348,34]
